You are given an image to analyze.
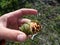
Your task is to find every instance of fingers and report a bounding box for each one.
[0,26,27,42]
[20,8,38,15]
[18,18,31,26]
[2,8,38,18]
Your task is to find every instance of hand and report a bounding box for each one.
[0,8,38,42]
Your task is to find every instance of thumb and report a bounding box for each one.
[0,26,27,42]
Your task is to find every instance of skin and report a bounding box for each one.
[0,8,38,42]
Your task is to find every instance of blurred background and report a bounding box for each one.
[0,0,60,45]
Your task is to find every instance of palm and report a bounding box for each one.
[7,16,19,30]
[1,9,37,30]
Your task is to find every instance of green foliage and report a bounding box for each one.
[0,0,60,45]
[0,0,35,16]
[0,0,27,15]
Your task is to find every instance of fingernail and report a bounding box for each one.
[17,34,24,41]
[17,34,26,42]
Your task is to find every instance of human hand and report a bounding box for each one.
[0,8,38,42]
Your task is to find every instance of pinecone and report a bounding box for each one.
[19,20,41,35]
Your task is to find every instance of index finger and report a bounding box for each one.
[14,8,38,17]
[2,8,38,18]
[21,8,38,15]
